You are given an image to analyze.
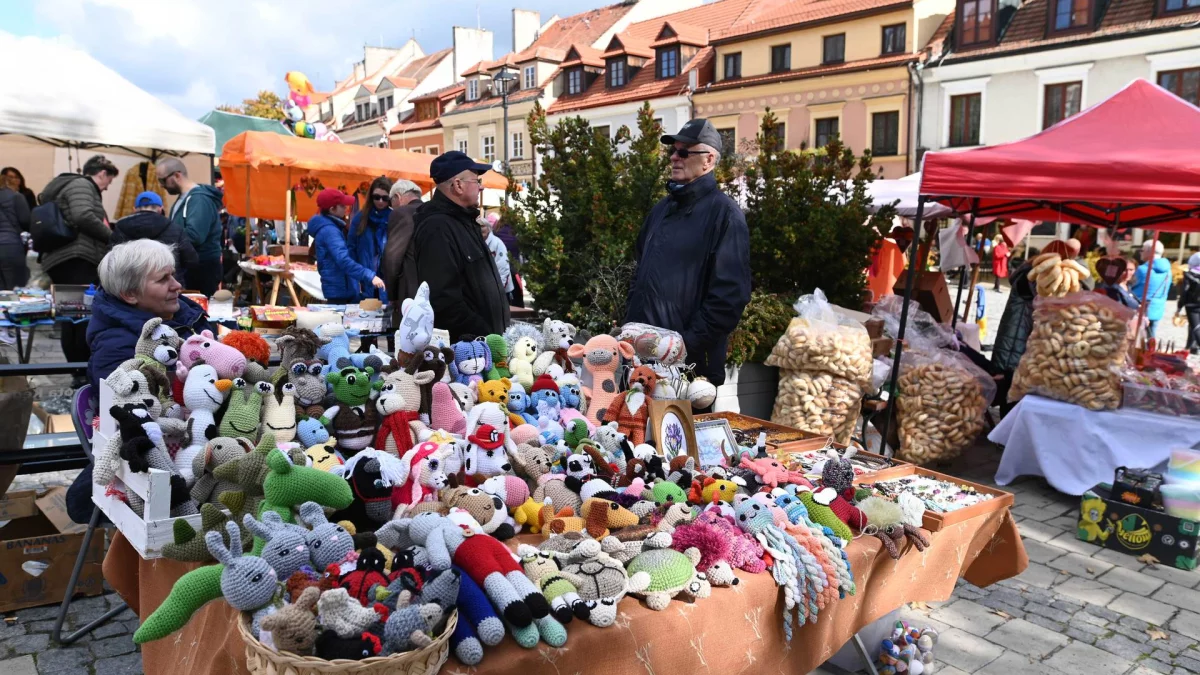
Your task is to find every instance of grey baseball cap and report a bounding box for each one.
[661,119,723,149]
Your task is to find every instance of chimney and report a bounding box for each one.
[513,9,541,53]
[453,26,495,82]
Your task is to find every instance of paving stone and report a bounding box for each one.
[1175,655,1200,672]
[1090,547,1154,571]
[14,607,59,622]
[1152,583,1200,611]
[931,666,970,675]
[1056,575,1121,605]
[986,617,1069,658]
[0,656,37,675]
[1013,503,1071,521]
[89,635,135,659]
[87,622,129,640]
[1017,519,1060,542]
[1024,586,1058,603]
[69,596,109,613]
[1049,552,1113,577]
[1119,615,1151,631]
[34,647,89,673]
[978,594,1026,616]
[24,621,55,633]
[1109,592,1177,626]
[976,649,1055,675]
[1023,539,1068,564]
[1169,610,1200,641]
[989,587,1027,607]
[934,627,1005,672]
[1085,604,1123,622]
[930,599,1007,637]
[92,653,142,675]
[1024,601,1073,624]
[1024,613,1067,632]
[1153,648,1175,662]
[1153,634,1196,656]
[1047,515,1081,531]
[1140,659,1176,675]
[1013,562,1061,590]
[1048,531,1108,556]
[3,634,49,656]
[1044,641,1134,675]
[0,623,26,640]
[1097,566,1167,598]
[896,608,951,636]
[1141,564,1200,589]
[1068,615,1108,635]
[1065,626,1099,643]
[1096,633,1156,661]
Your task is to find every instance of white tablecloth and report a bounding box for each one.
[991,395,1200,495]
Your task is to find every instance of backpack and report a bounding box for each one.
[30,199,77,253]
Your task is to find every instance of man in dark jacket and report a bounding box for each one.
[382,179,422,306]
[625,119,751,386]
[110,192,199,287]
[991,261,1037,414]
[413,151,510,341]
[0,182,30,290]
[157,158,224,295]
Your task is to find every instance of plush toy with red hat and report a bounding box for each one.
[464,423,512,481]
[529,374,562,425]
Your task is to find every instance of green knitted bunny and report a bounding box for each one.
[218,379,272,440]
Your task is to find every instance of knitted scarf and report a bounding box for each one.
[375,410,421,457]
[391,443,438,509]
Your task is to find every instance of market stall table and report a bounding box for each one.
[991,394,1200,495]
[103,501,1025,675]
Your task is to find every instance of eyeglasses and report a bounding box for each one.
[372,194,390,202]
[157,171,176,182]
[669,147,710,159]
[457,177,483,186]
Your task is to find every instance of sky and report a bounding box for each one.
[2,0,608,118]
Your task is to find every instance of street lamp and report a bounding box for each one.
[493,67,519,172]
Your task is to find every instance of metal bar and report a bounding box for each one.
[53,505,127,645]
[0,433,85,466]
[0,362,92,376]
[951,199,981,329]
[16,457,88,474]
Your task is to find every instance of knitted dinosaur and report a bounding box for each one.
[218,379,269,440]
[162,503,234,562]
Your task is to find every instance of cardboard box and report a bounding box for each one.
[33,403,72,435]
[1078,483,1199,571]
[0,487,105,612]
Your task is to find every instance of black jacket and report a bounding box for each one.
[382,200,421,306]
[991,262,1037,373]
[110,210,200,286]
[1181,270,1200,309]
[38,173,111,270]
[413,190,510,341]
[625,172,751,385]
[0,187,30,250]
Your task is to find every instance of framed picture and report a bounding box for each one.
[694,418,737,468]
[648,399,697,464]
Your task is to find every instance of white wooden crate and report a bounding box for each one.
[93,380,201,559]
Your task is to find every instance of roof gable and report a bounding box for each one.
[602,34,654,58]
[651,21,709,48]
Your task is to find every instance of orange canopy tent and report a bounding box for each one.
[220,131,508,221]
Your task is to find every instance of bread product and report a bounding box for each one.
[1029,253,1092,298]
[1010,292,1134,410]
[894,350,993,464]
[765,318,873,386]
[772,371,861,444]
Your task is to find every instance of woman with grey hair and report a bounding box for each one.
[85,239,213,392]
[382,178,423,304]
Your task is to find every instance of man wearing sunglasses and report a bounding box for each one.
[625,119,751,394]
[413,151,510,341]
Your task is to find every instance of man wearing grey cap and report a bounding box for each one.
[624,119,751,389]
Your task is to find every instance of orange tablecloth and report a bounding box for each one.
[107,506,1026,675]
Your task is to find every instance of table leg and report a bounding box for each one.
[284,278,302,308]
[253,273,265,305]
[23,324,36,364]
[13,325,27,364]
[268,276,281,306]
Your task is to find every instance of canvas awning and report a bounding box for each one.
[199,110,292,159]
[220,131,508,220]
[867,173,952,218]
[920,79,1200,232]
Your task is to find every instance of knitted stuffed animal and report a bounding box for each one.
[568,335,635,427]
[740,455,812,490]
[163,503,235,562]
[462,402,518,476]
[516,545,591,624]
[317,587,389,638]
[221,331,271,384]
[601,365,657,445]
[532,318,577,376]
[404,345,453,416]
[243,511,311,579]
[375,369,433,458]
[176,365,233,483]
[591,422,629,474]
[429,382,467,436]
[299,501,371,575]
[315,629,382,661]
[285,360,329,418]
[332,449,409,530]
[528,374,561,424]
[392,441,458,512]
[819,450,867,531]
[394,281,434,365]
[260,586,320,655]
[503,323,543,390]
[484,334,511,381]
[132,317,182,373]
[624,537,708,611]
[297,416,332,450]
[190,437,254,504]
[262,383,299,444]
[219,378,269,440]
[383,598,443,654]
[555,373,593,432]
[326,366,379,458]
[506,382,535,426]
[339,548,390,605]
[556,539,632,627]
[254,442,354,551]
[696,510,767,574]
[579,497,639,538]
[177,330,247,382]
[510,443,554,484]
[474,377,524,429]
[273,326,329,386]
[451,338,492,386]
[316,323,381,373]
[450,564,505,665]
[797,489,854,542]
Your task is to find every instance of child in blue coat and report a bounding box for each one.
[308,188,384,303]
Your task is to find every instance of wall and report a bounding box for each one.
[513,9,541,53]
[390,129,444,154]
[453,27,495,82]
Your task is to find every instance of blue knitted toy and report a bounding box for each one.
[451,564,506,665]
[734,498,824,641]
[452,338,492,386]
[507,383,536,424]
[315,323,381,374]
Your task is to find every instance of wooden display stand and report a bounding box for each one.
[892,271,953,324]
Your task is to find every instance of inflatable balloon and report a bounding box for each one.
[285,71,315,109]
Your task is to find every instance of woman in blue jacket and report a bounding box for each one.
[1130,239,1172,338]
[308,188,384,303]
[348,176,392,304]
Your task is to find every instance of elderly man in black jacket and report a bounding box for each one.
[413,152,510,341]
[626,119,751,386]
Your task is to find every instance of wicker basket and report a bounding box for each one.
[238,610,457,675]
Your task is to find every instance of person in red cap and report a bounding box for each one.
[308,187,385,303]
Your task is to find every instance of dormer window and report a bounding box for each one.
[657,48,679,79]
[608,58,627,87]
[524,65,536,89]
[1162,0,1200,12]
[467,79,479,101]
[567,68,583,95]
[959,0,996,46]
[1051,0,1090,31]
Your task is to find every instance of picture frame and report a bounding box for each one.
[647,399,697,464]
[694,418,738,468]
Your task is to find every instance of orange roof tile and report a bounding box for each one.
[712,0,912,42]
[442,87,543,117]
[602,34,654,58]
[410,82,465,103]
[462,0,633,76]
[549,46,715,115]
[650,21,710,48]
[702,51,913,90]
[382,76,418,89]
[560,44,606,68]
[397,48,452,81]
[625,0,761,41]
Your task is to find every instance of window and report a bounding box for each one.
[355,103,364,121]
[772,123,787,149]
[717,128,736,156]
[1162,0,1200,12]
[949,93,982,146]
[1052,0,1090,30]
[593,125,611,139]
[882,24,906,54]
[380,95,393,112]
[482,135,496,162]
[822,34,845,64]
[871,111,900,156]
[1158,68,1200,105]
[567,69,583,94]
[959,0,995,45]
[1042,81,1082,128]
[456,139,469,154]
[523,66,537,89]
[814,118,839,148]
[658,48,679,78]
[771,44,791,73]
[609,59,627,87]
[724,52,742,80]
[467,79,479,101]
[426,145,439,154]
[512,132,525,159]
[412,147,423,154]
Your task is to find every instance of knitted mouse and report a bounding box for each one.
[375,369,433,458]
[176,365,233,483]
[484,334,511,381]
[218,378,269,441]
[568,335,635,427]
[260,586,320,655]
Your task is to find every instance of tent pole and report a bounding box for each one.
[951,198,981,329]
[1134,228,1161,350]
[878,196,930,458]
[244,166,252,256]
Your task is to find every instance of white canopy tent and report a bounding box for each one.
[866,173,952,218]
[0,33,215,214]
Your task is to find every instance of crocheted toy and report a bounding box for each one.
[528,374,564,427]
[190,437,254,504]
[331,449,409,530]
[316,323,380,373]
[650,480,688,506]
[797,489,854,542]
[624,538,709,611]
[326,366,379,458]
[445,487,511,539]
[451,338,492,386]
[579,497,638,538]
[243,510,311,579]
[480,475,530,511]
[133,317,182,373]
[505,382,535,426]
[512,497,544,534]
[590,422,630,475]
[254,442,354,550]
[568,335,635,427]
[262,383,298,444]
[430,382,467,436]
[177,330,247,383]
[218,378,268,440]
[450,564,505,665]
[462,402,517,472]
[299,501,369,574]
[394,281,434,365]
[105,402,167,477]
[510,442,554,483]
[553,540,629,627]
[375,369,433,457]
[694,510,766,573]
[537,418,564,446]
[739,455,811,490]
[555,373,592,431]
[338,547,390,605]
[484,334,511,381]
[448,382,475,413]
[532,478,583,516]
[163,503,236,562]
[390,441,457,512]
[285,360,329,418]
[474,377,524,429]
[531,318,577,376]
[176,365,233,483]
[286,565,339,602]
[602,365,656,443]
[260,586,320,655]
[859,496,928,559]
[383,597,443,654]
[403,346,452,417]
[318,587,389,638]
[667,518,738,583]
[314,629,381,661]
[689,477,740,505]
[221,331,271,384]
[517,545,591,624]
[303,437,341,472]
[503,323,543,390]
